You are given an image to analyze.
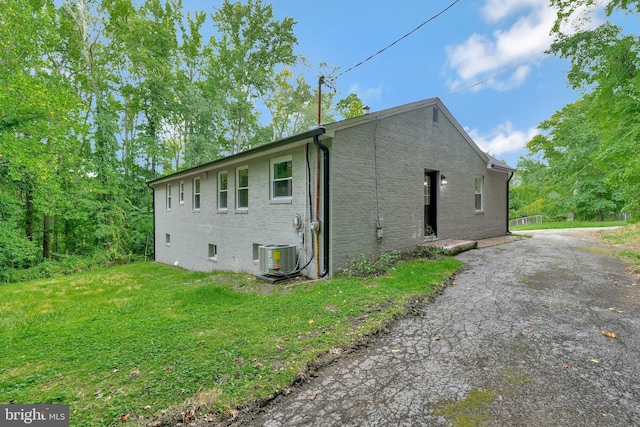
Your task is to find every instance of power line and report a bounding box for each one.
[334,0,462,81]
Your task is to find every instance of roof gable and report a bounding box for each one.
[323,97,490,164]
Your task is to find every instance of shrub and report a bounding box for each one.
[0,232,42,282]
[0,252,141,284]
[338,246,445,278]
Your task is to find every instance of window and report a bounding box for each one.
[475,176,484,211]
[166,184,172,210]
[253,243,262,262]
[165,234,171,246]
[193,177,201,210]
[433,107,439,124]
[208,244,217,261]
[218,172,228,210]
[237,167,249,209]
[271,156,292,199]
[179,180,185,205]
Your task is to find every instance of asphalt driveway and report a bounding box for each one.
[232,229,640,426]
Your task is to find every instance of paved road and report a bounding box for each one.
[234,230,640,426]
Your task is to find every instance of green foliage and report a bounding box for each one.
[210,0,298,153]
[0,0,355,281]
[338,246,446,278]
[0,231,42,278]
[514,98,626,221]
[514,0,640,220]
[0,259,461,425]
[542,0,640,217]
[336,93,366,119]
[511,220,627,231]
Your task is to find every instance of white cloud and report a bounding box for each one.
[445,0,605,92]
[348,83,382,102]
[446,1,556,92]
[466,121,538,155]
[480,0,545,23]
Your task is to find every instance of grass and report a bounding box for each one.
[432,388,498,427]
[510,220,626,231]
[598,224,640,275]
[0,257,461,426]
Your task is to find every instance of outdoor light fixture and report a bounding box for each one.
[441,175,447,186]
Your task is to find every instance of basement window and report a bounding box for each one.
[253,243,262,262]
[208,244,217,261]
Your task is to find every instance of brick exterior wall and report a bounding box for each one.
[152,99,511,278]
[328,103,510,274]
[153,145,321,277]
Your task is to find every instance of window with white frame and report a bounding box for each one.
[179,180,185,205]
[218,171,228,210]
[193,177,201,210]
[271,156,292,199]
[236,166,249,209]
[475,176,484,211]
[166,184,172,210]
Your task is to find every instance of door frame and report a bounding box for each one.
[424,169,438,237]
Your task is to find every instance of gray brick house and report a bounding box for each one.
[148,98,514,278]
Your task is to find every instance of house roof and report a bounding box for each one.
[486,154,516,173]
[148,127,326,186]
[148,97,514,186]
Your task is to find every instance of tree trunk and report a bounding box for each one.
[25,188,34,241]
[53,215,59,255]
[43,215,51,259]
[235,115,243,153]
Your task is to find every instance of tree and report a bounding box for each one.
[174,9,225,169]
[1,0,87,259]
[262,63,339,139]
[548,0,640,216]
[209,0,298,153]
[524,99,623,220]
[336,93,366,120]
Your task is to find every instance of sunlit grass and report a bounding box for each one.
[0,258,461,426]
[598,224,640,273]
[510,220,626,231]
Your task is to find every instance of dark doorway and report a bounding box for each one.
[424,170,437,237]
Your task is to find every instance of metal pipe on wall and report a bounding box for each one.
[314,134,329,278]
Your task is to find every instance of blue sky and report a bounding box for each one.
[184,0,638,167]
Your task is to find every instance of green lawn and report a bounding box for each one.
[0,257,461,426]
[510,220,626,231]
[598,224,640,273]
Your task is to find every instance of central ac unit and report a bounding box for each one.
[258,245,297,274]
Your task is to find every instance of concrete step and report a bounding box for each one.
[423,239,478,256]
